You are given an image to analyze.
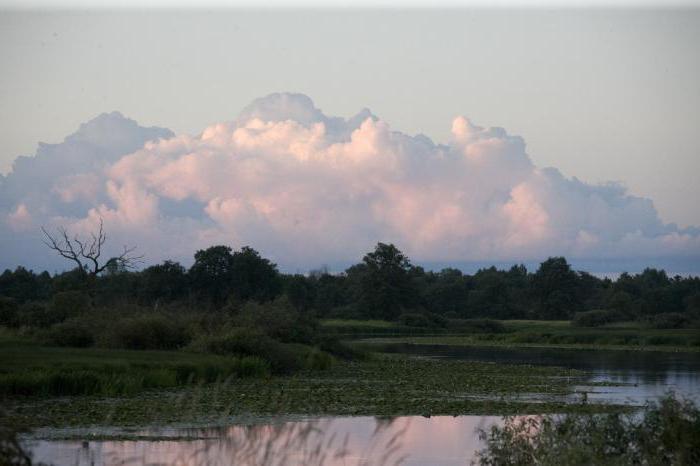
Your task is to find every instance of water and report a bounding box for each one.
[28,415,500,466]
[26,345,700,466]
[378,344,700,405]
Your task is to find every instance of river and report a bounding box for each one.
[27,345,700,466]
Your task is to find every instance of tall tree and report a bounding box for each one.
[189,245,236,305]
[230,246,282,303]
[532,257,580,319]
[358,242,415,320]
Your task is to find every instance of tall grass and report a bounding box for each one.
[0,335,270,397]
[474,395,700,466]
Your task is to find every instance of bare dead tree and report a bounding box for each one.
[41,218,143,277]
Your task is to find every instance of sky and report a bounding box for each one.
[0,6,699,273]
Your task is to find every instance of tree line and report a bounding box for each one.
[1,242,698,327]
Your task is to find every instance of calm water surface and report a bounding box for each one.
[379,344,700,405]
[27,345,700,466]
[29,415,499,466]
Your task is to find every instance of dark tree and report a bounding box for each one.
[230,246,282,303]
[0,267,52,303]
[189,245,281,306]
[532,257,580,319]
[139,260,188,305]
[189,245,236,305]
[284,274,316,313]
[357,243,415,320]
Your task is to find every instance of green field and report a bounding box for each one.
[0,332,269,398]
[325,319,700,352]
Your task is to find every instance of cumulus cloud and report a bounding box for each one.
[1,92,698,272]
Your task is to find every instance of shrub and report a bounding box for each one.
[317,336,367,360]
[106,314,190,350]
[644,335,685,346]
[305,347,335,370]
[51,291,90,318]
[235,298,317,344]
[0,297,19,328]
[461,318,506,334]
[188,329,304,374]
[572,309,621,327]
[648,312,690,329]
[326,304,363,321]
[45,320,95,348]
[235,356,271,378]
[397,313,431,327]
[475,396,700,466]
[17,302,65,328]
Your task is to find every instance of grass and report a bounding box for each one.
[0,326,641,430]
[320,318,440,337]
[3,354,606,429]
[322,319,397,329]
[474,396,700,465]
[356,319,700,352]
[0,334,269,397]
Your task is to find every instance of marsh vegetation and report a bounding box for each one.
[1,241,699,464]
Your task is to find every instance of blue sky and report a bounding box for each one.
[0,6,699,273]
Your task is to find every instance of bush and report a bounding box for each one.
[648,312,690,329]
[189,328,338,374]
[317,336,367,360]
[305,347,335,370]
[398,312,431,327]
[475,396,700,466]
[17,302,65,328]
[572,309,621,327]
[459,318,506,334]
[235,299,317,344]
[0,297,19,328]
[188,329,305,374]
[105,314,190,350]
[45,319,95,348]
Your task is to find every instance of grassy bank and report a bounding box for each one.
[328,319,700,352]
[0,333,270,398]
[2,350,601,428]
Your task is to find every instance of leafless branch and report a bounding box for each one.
[41,218,142,276]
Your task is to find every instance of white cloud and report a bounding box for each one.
[1,93,698,272]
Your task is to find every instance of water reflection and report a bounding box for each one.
[378,344,700,404]
[29,416,499,466]
[27,346,699,465]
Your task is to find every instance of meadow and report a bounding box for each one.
[2,334,598,429]
[326,319,700,352]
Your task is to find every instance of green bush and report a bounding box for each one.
[456,318,506,334]
[0,296,19,328]
[234,298,317,344]
[189,328,337,374]
[648,312,690,329]
[188,329,304,373]
[572,309,621,327]
[305,347,335,370]
[510,332,551,344]
[106,314,190,350]
[475,396,700,466]
[51,291,90,317]
[17,302,65,328]
[0,356,270,398]
[317,336,367,360]
[44,319,95,348]
[398,312,431,327]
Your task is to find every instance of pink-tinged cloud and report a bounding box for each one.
[0,93,698,272]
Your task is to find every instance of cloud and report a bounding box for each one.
[1,93,698,272]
